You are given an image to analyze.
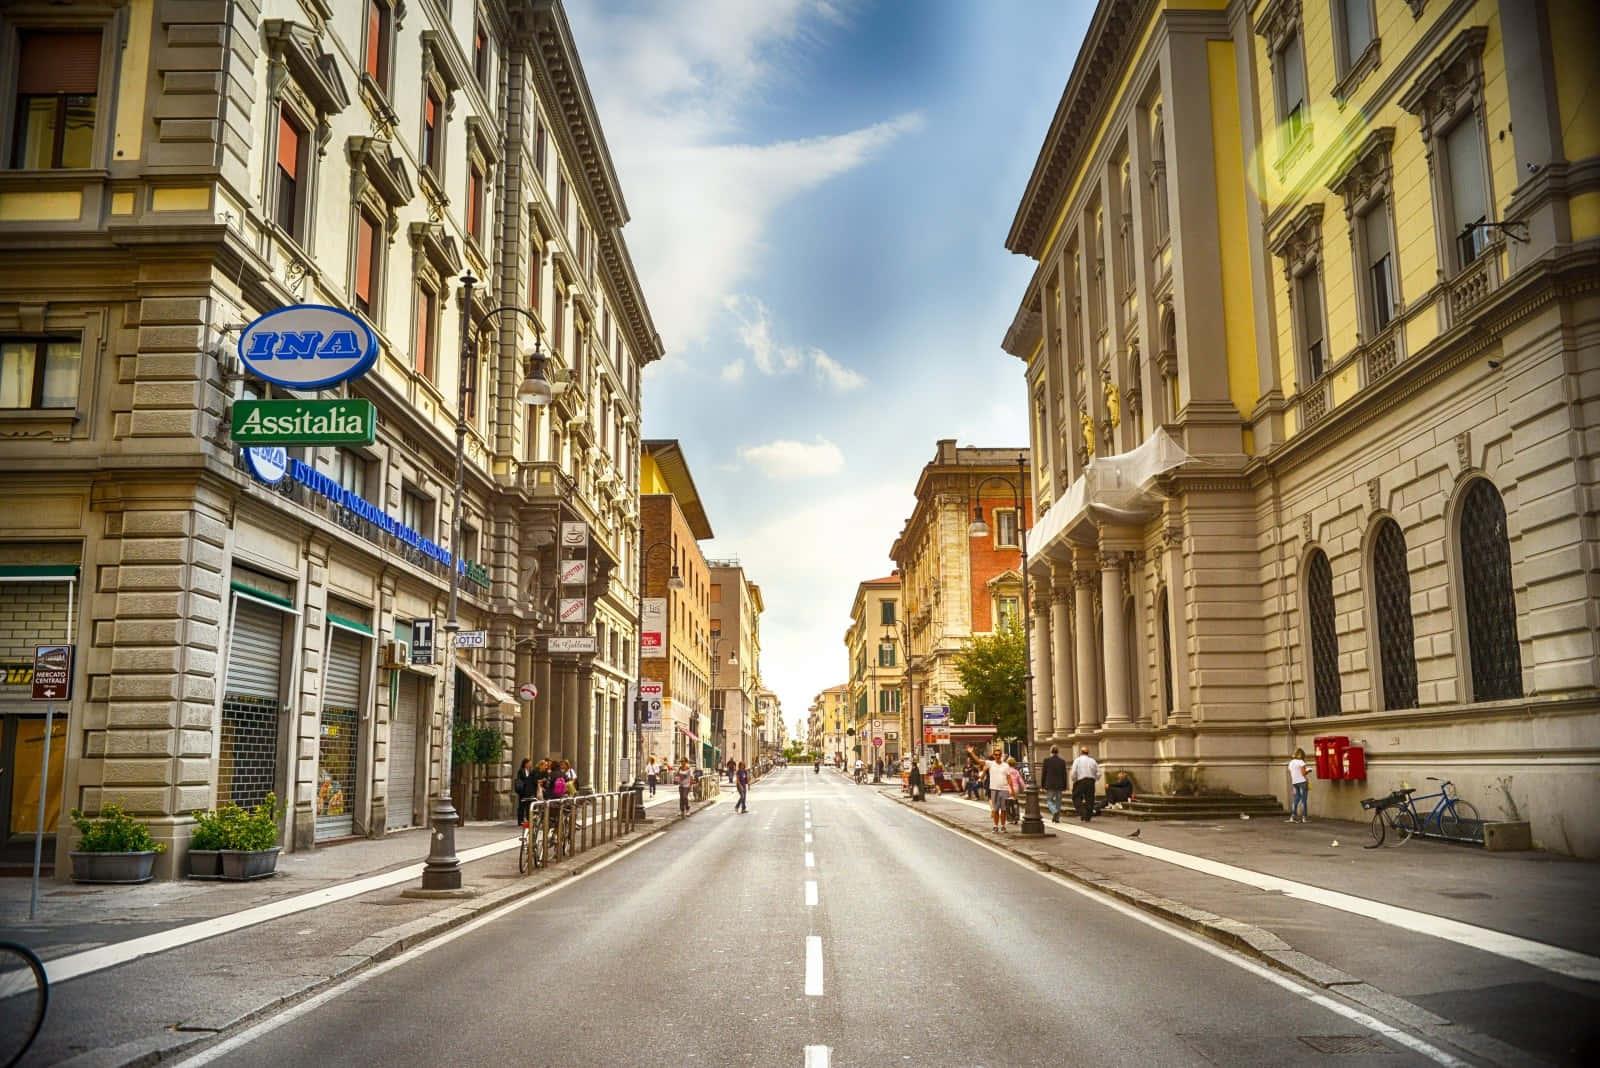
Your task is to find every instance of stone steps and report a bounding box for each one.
[1117,794,1287,821]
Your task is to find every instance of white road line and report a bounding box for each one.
[805,935,824,995]
[804,832,813,844]
[166,831,663,1066]
[804,852,815,868]
[914,808,1468,1067]
[944,795,1600,983]
[42,835,523,986]
[805,880,818,907]
[804,1044,830,1067]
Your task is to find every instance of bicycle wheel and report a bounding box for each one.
[517,826,531,874]
[0,940,49,1068]
[1367,809,1387,847]
[1439,799,1480,841]
[1391,807,1416,844]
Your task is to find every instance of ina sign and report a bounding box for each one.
[237,304,379,389]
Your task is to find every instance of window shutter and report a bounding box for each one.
[468,167,482,237]
[1445,121,1488,231]
[276,113,300,179]
[416,288,434,375]
[18,32,101,95]
[1342,0,1372,61]
[356,214,376,304]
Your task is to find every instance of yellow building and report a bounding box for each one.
[844,576,905,767]
[1004,0,1599,855]
[811,684,850,764]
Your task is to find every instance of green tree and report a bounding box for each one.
[952,620,1027,740]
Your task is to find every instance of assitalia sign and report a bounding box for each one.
[231,399,377,445]
[237,304,379,390]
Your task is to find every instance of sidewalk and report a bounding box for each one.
[886,786,1599,1066]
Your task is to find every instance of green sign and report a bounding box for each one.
[463,560,490,590]
[231,399,376,445]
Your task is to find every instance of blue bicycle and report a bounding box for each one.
[1364,777,1481,847]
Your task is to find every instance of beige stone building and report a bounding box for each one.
[811,684,849,764]
[843,575,905,765]
[1003,0,1599,855]
[709,559,761,770]
[0,0,661,877]
[888,441,1031,751]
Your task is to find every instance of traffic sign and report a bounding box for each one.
[872,736,883,748]
[454,630,487,648]
[31,645,73,701]
[411,619,435,664]
[518,682,538,701]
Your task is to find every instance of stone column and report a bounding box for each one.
[1073,553,1101,730]
[1101,551,1133,726]
[512,645,532,764]
[576,659,595,788]
[559,658,580,764]
[1049,565,1075,737]
[532,651,552,758]
[1029,574,1053,747]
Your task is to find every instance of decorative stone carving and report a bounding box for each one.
[1269,202,1325,283]
[1300,513,1312,546]
[1252,0,1302,62]
[1080,408,1095,459]
[1102,368,1120,428]
[1456,431,1472,473]
[1367,477,1381,514]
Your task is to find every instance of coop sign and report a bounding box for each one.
[237,304,379,389]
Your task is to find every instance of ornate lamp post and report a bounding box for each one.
[421,271,552,892]
[968,454,1046,837]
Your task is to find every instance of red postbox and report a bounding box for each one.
[1341,744,1366,781]
[1314,736,1347,780]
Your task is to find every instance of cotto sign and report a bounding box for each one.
[237,304,379,390]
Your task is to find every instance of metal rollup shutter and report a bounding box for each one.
[220,600,284,809]
[388,676,419,829]
[316,630,363,840]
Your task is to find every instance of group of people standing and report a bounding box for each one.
[513,757,577,826]
[641,757,750,816]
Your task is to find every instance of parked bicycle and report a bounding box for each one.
[0,940,49,1068]
[518,798,582,873]
[1363,777,1481,847]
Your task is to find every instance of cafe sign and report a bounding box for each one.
[237,304,379,389]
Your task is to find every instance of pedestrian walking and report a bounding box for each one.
[986,749,1012,831]
[907,757,924,802]
[514,758,535,826]
[1041,745,1068,823]
[1287,747,1311,823]
[735,761,751,812]
[726,758,737,784]
[1070,746,1101,822]
[646,757,659,797]
[676,759,693,815]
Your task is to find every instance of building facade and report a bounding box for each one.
[0,0,661,878]
[811,684,848,764]
[1003,0,1599,855]
[888,442,1030,752]
[709,559,761,770]
[844,576,905,765]
[639,441,713,769]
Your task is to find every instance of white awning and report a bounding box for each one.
[453,655,516,707]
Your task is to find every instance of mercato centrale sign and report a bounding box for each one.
[231,399,376,446]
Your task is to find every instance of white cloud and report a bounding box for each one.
[724,296,867,391]
[719,358,746,383]
[737,437,845,478]
[810,349,866,391]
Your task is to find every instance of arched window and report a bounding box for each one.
[1459,479,1521,700]
[1150,104,1170,245]
[1158,587,1174,717]
[1372,518,1417,709]
[1305,548,1340,717]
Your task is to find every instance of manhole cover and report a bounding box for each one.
[1298,1035,1394,1054]
[1439,890,1491,900]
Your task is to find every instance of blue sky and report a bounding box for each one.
[567,1,1093,738]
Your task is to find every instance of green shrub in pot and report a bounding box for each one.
[70,804,166,854]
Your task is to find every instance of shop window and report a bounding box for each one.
[0,336,81,410]
[1306,548,1341,717]
[1458,479,1521,701]
[9,30,100,170]
[1371,518,1417,710]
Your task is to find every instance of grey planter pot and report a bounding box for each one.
[70,850,157,884]
[219,846,281,880]
[188,849,222,879]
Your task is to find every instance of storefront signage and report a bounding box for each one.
[411,618,435,665]
[559,598,587,624]
[547,636,596,653]
[253,459,452,567]
[237,304,379,389]
[2,661,34,686]
[559,558,586,586]
[460,559,490,590]
[641,597,666,650]
[560,522,588,548]
[638,680,663,730]
[243,446,289,484]
[454,630,487,648]
[31,644,73,701]
[231,399,377,446]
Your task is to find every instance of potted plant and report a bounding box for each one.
[219,793,282,880]
[188,806,230,879]
[453,722,506,820]
[69,803,166,884]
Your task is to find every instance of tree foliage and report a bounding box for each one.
[951,620,1027,740]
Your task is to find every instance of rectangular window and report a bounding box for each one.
[468,165,484,243]
[552,288,564,353]
[422,90,442,175]
[354,211,380,316]
[996,509,1019,549]
[1278,33,1307,146]
[10,31,100,170]
[529,235,542,312]
[879,600,895,626]
[416,284,436,380]
[1445,120,1490,268]
[557,173,568,227]
[365,0,390,89]
[274,109,305,238]
[576,222,586,273]
[878,642,896,668]
[1340,0,1373,68]
[1297,268,1326,381]
[474,24,489,90]
[0,336,81,409]
[996,596,1020,631]
[333,449,371,499]
[535,120,547,181]
[460,525,479,566]
[1363,206,1394,331]
[401,489,430,537]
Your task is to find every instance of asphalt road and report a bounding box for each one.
[175,768,1462,1067]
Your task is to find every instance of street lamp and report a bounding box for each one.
[422,271,550,892]
[968,454,1046,838]
[635,540,683,779]
[882,616,916,762]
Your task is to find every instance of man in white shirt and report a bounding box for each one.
[1070,747,1101,823]
[986,750,1013,831]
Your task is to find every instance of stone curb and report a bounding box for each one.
[102,801,713,1068]
[887,794,1539,1067]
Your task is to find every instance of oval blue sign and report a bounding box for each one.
[244,445,288,484]
[237,304,379,390]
